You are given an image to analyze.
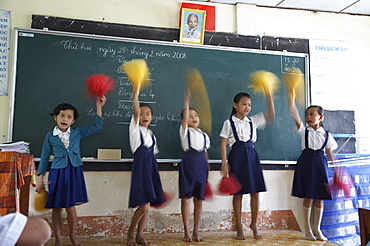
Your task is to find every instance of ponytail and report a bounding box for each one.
[230,107,237,118]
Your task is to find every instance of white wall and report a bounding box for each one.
[27,170,303,234]
[28,170,299,216]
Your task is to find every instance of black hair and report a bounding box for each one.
[181,107,197,119]
[140,103,153,115]
[306,105,324,127]
[230,92,251,117]
[50,103,79,120]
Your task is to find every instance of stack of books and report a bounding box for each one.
[0,141,30,153]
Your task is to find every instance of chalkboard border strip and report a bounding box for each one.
[14,27,309,58]
[33,158,296,165]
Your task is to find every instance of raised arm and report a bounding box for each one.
[96,96,107,117]
[288,91,302,128]
[132,85,141,124]
[181,90,190,130]
[264,91,275,123]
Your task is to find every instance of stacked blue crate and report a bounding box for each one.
[322,154,370,246]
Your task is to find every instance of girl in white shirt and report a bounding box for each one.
[127,85,165,246]
[219,92,275,240]
[289,92,337,241]
[179,92,210,242]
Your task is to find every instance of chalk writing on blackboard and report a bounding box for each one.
[56,39,188,126]
[13,29,308,159]
[281,56,302,73]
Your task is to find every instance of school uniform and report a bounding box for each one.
[37,115,104,208]
[128,117,165,208]
[219,113,266,194]
[179,126,210,200]
[292,123,338,200]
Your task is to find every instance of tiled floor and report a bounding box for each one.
[45,230,340,246]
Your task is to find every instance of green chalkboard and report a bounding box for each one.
[11,28,308,160]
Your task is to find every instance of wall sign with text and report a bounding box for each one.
[0,10,10,96]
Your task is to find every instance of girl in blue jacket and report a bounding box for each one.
[36,96,106,246]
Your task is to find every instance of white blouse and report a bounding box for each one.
[296,123,338,151]
[179,125,210,152]
[219,112,266,146]
[53,126,70,149]
[129,117,159,154]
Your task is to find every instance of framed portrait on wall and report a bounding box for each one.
[179,8,206,45]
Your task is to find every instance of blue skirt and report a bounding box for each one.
[129,145,165,208]
[228,141,266,194]
[292,149,332,200]
[46,161,88,208]
[179,149,208,200]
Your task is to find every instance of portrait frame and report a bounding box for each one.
[179,8,206,45]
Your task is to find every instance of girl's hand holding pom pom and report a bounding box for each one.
[96,95,107,107]
[217,172,242,196]
[220,162,230,176]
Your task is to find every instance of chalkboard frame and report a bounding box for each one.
[9,28,309,162]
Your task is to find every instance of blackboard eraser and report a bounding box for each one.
[82,157,95,160]
[97,149,121,160]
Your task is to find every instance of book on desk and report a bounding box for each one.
[0,141,30,153]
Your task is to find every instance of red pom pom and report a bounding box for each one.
[150,191,174,209]
[204,181,213,200]
[333,166,354,197]
[85,74,116,99]
[217,173,242,196]
[327,166,355,198]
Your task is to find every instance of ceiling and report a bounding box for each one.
[207,0,370,16]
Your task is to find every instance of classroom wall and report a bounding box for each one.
[27,170,301,237]
[2,0,370,237]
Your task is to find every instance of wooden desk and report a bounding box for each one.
[0,152,36,216]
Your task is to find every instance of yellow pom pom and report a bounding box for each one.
[185,68,212,136]
[249,70,279,95]
[283,68,305,105]
[34,188,49,213]
[121,59,150,90]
